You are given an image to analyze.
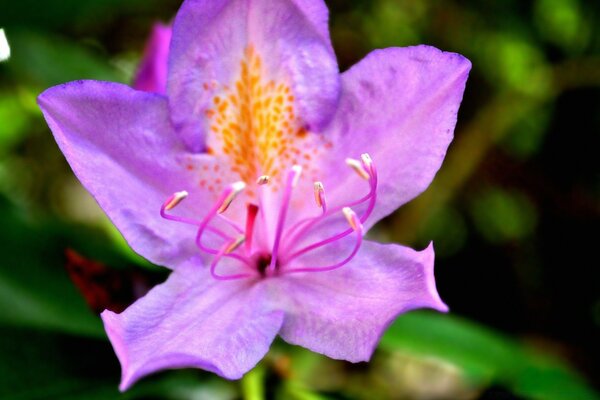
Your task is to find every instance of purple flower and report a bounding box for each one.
[37,0,470,391]
[132,22,172,94]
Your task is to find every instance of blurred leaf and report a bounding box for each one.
[502,105,553,158]
[469,187,537,244]
[534,0,591,53]
[0,327,118,399]
[0,0,166,31]
[0,196,143,338]
[478,32,552,97]
[381,311,599,400]
[417,206,468,257]
[0,91,32,154]
[5,30,121,89]
[0,326,237,400]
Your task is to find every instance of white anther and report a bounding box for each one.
[314,182,325,209]
[361,153,373,172]
[0,29,10,62]
[342,207,362,232]
[225,235,246,254]
[345,158,370,180]
[291,165,303,187]
[256,175,270,185]
[164,191,188,211]
[218,181,246,214]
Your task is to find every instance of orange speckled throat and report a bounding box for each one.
[203,46,330,196]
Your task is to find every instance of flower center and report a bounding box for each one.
[201,46,331,197]
[160,154,378,280]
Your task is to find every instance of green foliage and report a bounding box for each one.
[469,187,538,244]
[5,30,122,89]
[0,198,105,337]
[381,311,599,400]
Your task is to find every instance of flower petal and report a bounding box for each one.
[321,46,471,230]
[102,259,284,390]
[289,0,332,48]
[168,0,340,152]
[276,240,446,362]
[133,23,172,94]
[37,81,211,268]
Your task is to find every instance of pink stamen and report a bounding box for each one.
[217,214,245,235]
[194,183,253,267]
[160,192,231,240]
[210,241,254,281]
[282,207,364,274]
[268,165,302,273]
[281,158,378,263]
[314,182,327,214]
[160,154,378,279]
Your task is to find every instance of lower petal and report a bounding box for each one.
[276,240,446,362]
[101,259,284,390]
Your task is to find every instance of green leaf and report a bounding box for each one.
[4,30,122,89]
[381,311,599,400]
[0,196,137,338]
[0,326,237,400]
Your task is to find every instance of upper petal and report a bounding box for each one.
[167,0,340,152]
[275,240,447,362]
[133,23,172,94]
[289,0,332,49]
[37,81,212,269]
[102,259,284,390]
[321,46,471,230]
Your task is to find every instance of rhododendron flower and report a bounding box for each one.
[37,0,470,391]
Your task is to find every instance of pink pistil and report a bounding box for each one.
[245,203,259,254]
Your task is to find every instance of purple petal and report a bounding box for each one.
[167,0,340,152]
[321,46,471,230]
[37,81,211,268]
[102,259,284,390]
[133,23,172,94]
[289,0,332,49]
[276,241,446,362]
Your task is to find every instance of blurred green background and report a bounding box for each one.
[0,0,598,399]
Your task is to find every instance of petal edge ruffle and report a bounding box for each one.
[275,240,447,362]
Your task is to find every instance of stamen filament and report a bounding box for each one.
[217,214,245,234]
[160,191,231,240]
[195,183,253,266]
[225,235,246,254]
[283,207,364,275]
[282,155,378,263]
[268,165,302,273]
[210,241,253,281]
